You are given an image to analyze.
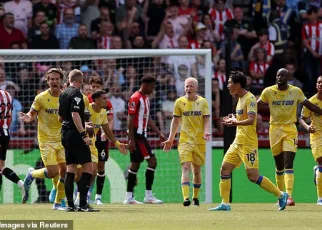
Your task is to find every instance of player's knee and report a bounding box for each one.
[247,174,258,183]
[220,167,230,176]
[47,168,59,178]
[130,163,140,171]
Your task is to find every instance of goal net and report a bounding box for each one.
[0,49,212,204]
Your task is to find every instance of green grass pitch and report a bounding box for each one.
[0,203,321,230]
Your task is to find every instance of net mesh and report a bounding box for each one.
[0,51,211,204]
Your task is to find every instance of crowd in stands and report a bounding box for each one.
[0,0,321,136]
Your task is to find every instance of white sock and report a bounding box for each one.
[126,192,133,200]
[17,180,23,188]
[145,190,152,197]
[318,197,322,201]
[95,194,102,200]
[77,192,80,198]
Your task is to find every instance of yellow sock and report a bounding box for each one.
[192,183,201,199]
[31,168,48,179]
[285,169,294,197]
[52,175,59,189]
[316,167,322,199]
[275,169,285,191]
[54,177,65,204]
[220,175,231,204]
[256,176,282,197]
[181,182,190,200]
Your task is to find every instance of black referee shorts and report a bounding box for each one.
[0,128,10,161]
[61,129,91,165]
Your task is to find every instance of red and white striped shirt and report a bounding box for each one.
[98,35,112,49]
[213,71,226,90]
[251,42,275,59]
[189,39,201,49]
[249,61,270,85]
[128,91,150,136]
[0,90,12,129]
[302,22,322,54]
[208,8,234,40]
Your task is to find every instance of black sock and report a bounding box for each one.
[76,181,80,192]
[65,172,75,207]
[127,169,137,192]
[0,173,2,191]
[79,172,92,207]
[96,171,105,195]
[2,167,20,184]
[145,167,155,191]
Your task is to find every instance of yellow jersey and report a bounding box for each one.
[259,84,307,124]
[88,103,108,141]
[173,95,210,145]
[234,92,258,146]
[301,94,322,145]
[32,89,61,143]
[83,94,89,110]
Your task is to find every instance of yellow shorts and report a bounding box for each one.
[223,143,259,169]
[39,142,65,166]
[269,124,298,156]
[178,143,205,166]
[90,145,98,163]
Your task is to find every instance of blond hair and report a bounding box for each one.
[68,69,83,83]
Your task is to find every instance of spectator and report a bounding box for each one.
[57,0,81,24]
[33,0,58,28]
[124,21,143,48]
[121,65,139,100]
[115,0,143,32]
[27,10,47,44]
[55,8,79,49]
[81,0,100,34]
[4,0,32,36]
[201,14,220,45]
[111,35,123,48]
[225,6,257,59]
[5,84,26,136]
[189,22,208,49]
[212,78,223,133]
[90,4,111,40]
[97,20,114,49]
[285,62,303,89]
[31,22,60,49]
[208,0,234,41]
[144,0,166,41]
[82,82,92,96]
[166,4,188,37]
[178,0,194,19]
[0,5,4,18]
[191,0,207,22]
[248,28,275,62]
[196,40,216,79]
[245,75,261,97]
[302,6,321,96]
[0,67,20,92]
[68,24,96,49]
[213,58,226,91]
[161,86,177,132]
[249,48,270,90]
[99,59,125,89]
[149,88,164,132]
[109,86,126,131]
[0,13,27,49]
[165,36,197,96]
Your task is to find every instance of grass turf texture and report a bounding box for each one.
[0,203,320,230]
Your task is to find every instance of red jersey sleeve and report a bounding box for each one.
[106,100,113,115]
[87,94,93,103]
[249,61,255,72]
[128,96,139,115]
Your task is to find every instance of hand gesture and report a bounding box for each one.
[162,139,173,152]
[19,112,32,123]
[308,124,316,133]
[117,142,128,155]
[128,139,136,153]
[85,122,95,138]
[222,114,237,126]
[203,133,212,141]
[159,133,166,142]
[83,136,92,145]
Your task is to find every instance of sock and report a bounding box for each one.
[54,177,65,204]
[181,182,190,200]
[96,172,105,195]
[145,190,152,197]
[31,168,49,179]
[220,175,231,204]
[95,194,102,200]
[52,175,59,190]
[275,169,285,191]
[316,166,322,200]
[78,172,92,207]
[145,167,155,191]
[256,175,282,198]
[127,170,137,193]
[0,173,2,191]
[64,172,75,207]
[126,192,133,200]
[193,183,201,199]
[87,184,93,198]
[285,169,294,197]
[2,167,21,184]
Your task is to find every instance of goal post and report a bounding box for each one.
[0,49,213,204]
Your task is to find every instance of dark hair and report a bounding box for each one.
[10,41,20,48]
[141,75,156,84]
[89,75,103,85]
[3,12,14,19]
[229,71,246,88]
[308,6,318,15]
[46,68,64,80]
[40,21,49,27]
[92,89,107,101]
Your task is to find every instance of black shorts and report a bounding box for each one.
[130,133,154,163]
[95,140,109,161]
[61,129,91,165]
[0,128,10,161]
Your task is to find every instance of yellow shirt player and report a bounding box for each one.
[163,77,211,207]
[209,71,288,212]
[20,68,66,209]
[299,76,322,205]
[258,68,322,206]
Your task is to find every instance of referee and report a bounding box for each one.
[59,69,97,212]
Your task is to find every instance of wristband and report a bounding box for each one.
[114,140,121,147]
[80,131,87,139]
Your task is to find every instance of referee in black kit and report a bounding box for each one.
[59,69,98,212]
